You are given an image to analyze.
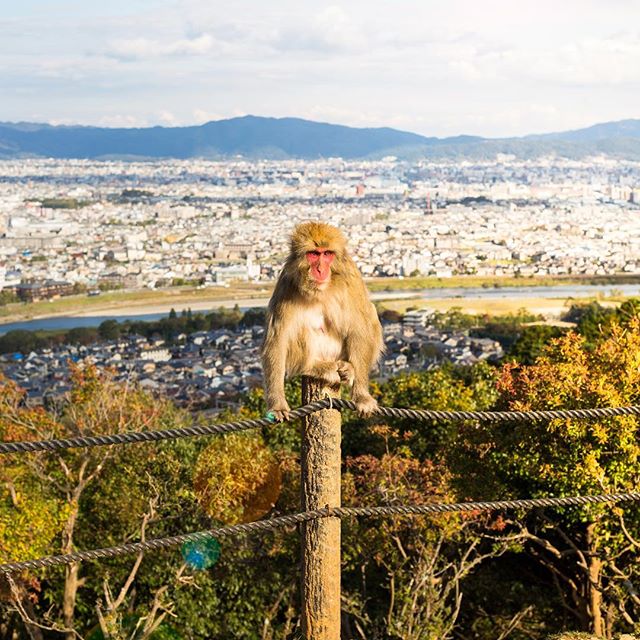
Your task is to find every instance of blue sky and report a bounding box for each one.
[1,0,639,137]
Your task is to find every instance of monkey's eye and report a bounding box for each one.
[324,250,335,257]
[309,250,321,257]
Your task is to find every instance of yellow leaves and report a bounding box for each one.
[495,319,640,498]
[380,369,479,413]
[193,433,282,525]
[583,451,602,480]
[0,374,60,443]
[63,363,184,437]
[0,484,70,563]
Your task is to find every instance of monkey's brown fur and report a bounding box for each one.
[262,221,384,420]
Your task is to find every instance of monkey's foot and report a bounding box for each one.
[268,400,291,422]
[336,361,355,387]
[353,394,379,418]
[306,362,341,387]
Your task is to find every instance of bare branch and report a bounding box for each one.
[6,574,84,640]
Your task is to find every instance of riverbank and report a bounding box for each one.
[0,284,273,325]
[0,274,637,329]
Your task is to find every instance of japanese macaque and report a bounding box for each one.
[262,221,384,421]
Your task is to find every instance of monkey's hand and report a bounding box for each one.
[268,399,291,423]
[336,361,355,387]
[353,392,379,418]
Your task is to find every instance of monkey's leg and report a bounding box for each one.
[345,349,379,418]
[351,386,378,417]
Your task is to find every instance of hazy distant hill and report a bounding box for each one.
[0,115,639,160]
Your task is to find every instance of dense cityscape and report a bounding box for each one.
[0,156,639,295]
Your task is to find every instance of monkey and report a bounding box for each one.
[262,221,384,421]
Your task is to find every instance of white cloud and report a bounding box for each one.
[96,114,148,128]
[269,5,367,53]
[106,33,215,60]
[192,108,246,124]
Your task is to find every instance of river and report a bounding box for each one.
[0,283,637,335]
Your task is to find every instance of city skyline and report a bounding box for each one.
[2,0,640,138]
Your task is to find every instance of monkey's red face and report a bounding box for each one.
[306,249,335,285]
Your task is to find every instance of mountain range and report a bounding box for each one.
[1,115,639,161]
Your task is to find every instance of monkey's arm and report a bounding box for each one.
[261,311,291,422]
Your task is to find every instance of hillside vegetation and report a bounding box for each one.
[1,301,640,638]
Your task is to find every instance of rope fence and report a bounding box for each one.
[2,492,639,574]
[2,399,640,455]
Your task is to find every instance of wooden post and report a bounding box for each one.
[300,376,341,640]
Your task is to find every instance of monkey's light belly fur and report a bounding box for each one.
[302,307,342,362]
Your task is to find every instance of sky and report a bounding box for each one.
[1,0,639,138]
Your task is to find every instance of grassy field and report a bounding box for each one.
[0,284,274,324]
[367,273,640,291]
[0,273,637,325]
[375,295,622,317]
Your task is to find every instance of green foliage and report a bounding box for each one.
[171,277,203,287]
[507,324,568,364]
[98,319,121,340]
[5,302,640,637]
[65,326,99,345]
[471,308,543,351]
[98,281,124,291]
[564,301,618,344]
[493,327,640,499]
[0,329,46,354]
[430,307,478,331]
[0,289,18,305]
[368,363,498,459]
[72,282,88,294]
[0,376,70,563]
[377,306,403,323]
[40,197,89,209]
[240,306,266,327]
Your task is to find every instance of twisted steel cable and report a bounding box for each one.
[2,491,639,573]
[2,399,640,455]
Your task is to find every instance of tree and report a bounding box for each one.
[379,308,403,324]
[0,376,70,639]
[98,319,121,341]
[240,307,266,327]
[194,432,282,524]
[507,324,567,364]
[0,365,192,639]
[460,320,640,637]
[0,329,45,355]
[342,424,519,639]
[66,326,99,346]
[0,290,18,306]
